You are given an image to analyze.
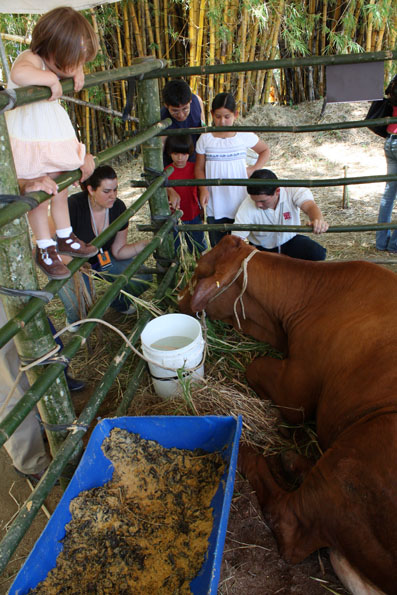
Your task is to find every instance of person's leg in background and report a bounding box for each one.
[206,216,234,248]
[280,234,327,261]
[57,268,93,327]
[376,136,397,252]
[47,318,85,391]
[182,215,207,254]
[0,303,50,478]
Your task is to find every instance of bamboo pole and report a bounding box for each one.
[375,0,392,51]
[144,0,156,57]
[264,0,284,103]
[143,50,397,80]
[140,221,397,233]
[115,2,127,115]
[153,0,163,59]
[116,264,178,416]
[365,0,376,52]
[243,19,259,110]
[207,0,216,121]
[129,1,144,57]
[195,0,206,79]
[188,0,197,91]
[237,4,248,113]
[0,113,78,462]
[136,62,174,265]
[163,0,170,61]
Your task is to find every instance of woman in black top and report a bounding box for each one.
[58,165,151,323]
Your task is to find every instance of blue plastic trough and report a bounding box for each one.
[10,415,242,595]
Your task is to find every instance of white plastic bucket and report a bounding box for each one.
[141,313,205,398]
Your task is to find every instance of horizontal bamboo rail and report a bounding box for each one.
[155,174,397,188]
[143,50,397,79]
[0,58,166,111]
[139,222,397,233]
[0,261,178,575]
[161,117,397,135]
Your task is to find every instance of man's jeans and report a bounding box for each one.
[376,135,397,252]
[58,255,152,323]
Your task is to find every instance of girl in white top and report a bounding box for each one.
[195,92,270,246]
[5,7,99,280]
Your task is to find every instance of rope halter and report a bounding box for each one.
[208,249,259,330]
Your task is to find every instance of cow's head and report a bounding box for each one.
[178,235,255,318]
[178,235,288,351]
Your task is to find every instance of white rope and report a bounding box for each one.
[0,315,206,420]
[207,249,259,330]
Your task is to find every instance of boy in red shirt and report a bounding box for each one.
[164,135,207,254]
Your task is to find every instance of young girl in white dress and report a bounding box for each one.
[194,92,270,247]
[5,7,99,279]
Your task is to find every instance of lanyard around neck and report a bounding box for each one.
[88,199,109,237]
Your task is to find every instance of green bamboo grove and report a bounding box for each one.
[1,0,397,154]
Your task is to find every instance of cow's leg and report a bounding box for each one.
[280,450,315,484]
[238,445,326,561]
[246,356,317,424]
[329,550,387,595]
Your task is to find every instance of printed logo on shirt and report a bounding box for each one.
[283,212,291,220]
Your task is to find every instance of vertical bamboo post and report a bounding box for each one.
[0,113,78,461]
[136,60,174,263]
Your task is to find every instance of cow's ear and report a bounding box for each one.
[190,262,238,311]
[190,276,220,311]
[190,235,248,311]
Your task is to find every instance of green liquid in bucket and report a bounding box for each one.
[150,336,193,351]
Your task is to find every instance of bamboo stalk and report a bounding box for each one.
[206,0,216,120]
[365,0,376,52]
[129,0,144,56]
[163,0,170,61]
[225,0,238,90]
[237,4,248,113]
[264,0,284,103]
[139,0,147,55]
[153,0,163,58]
[195,0,206,79]
[243,19,259,110]
[144,0,156,57]
[375,0,391,51]
[115,3,127,130]
[188,0,197,90]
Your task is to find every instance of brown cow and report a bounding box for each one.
[178,235,397,594]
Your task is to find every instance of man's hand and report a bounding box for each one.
[309,218,329,234]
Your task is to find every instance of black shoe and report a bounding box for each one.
[13,466,46,485]
[14,466,60,486]
[65,373,86,392]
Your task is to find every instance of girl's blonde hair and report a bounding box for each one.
[31,7,99,71]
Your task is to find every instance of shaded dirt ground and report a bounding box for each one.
[1,99,396,594]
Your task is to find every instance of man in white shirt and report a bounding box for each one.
[233,169,328,260]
